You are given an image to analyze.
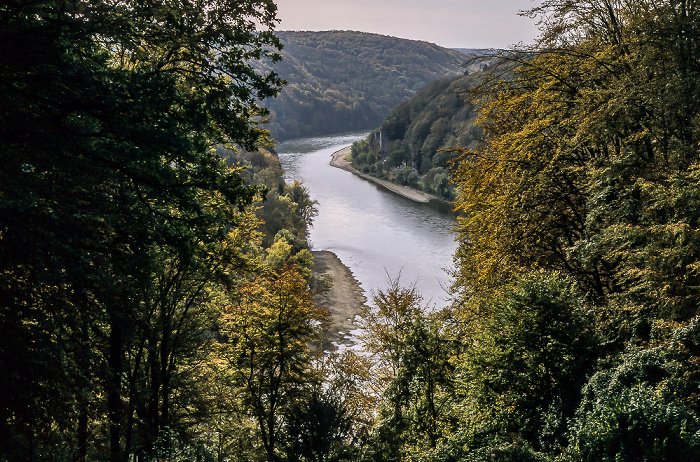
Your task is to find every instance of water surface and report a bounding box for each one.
[277,133,457,307]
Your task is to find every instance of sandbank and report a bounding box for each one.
[311,250,367,349]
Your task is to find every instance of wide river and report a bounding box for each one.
[277,133,458,308]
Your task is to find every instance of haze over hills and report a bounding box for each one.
[255,31,468,141]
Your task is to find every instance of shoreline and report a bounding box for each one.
[313,148,453,349]
[330,146,445,205]
[311,250,367,349]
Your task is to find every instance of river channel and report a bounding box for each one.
[276,133,457,308]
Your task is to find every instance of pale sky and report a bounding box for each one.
[275,0,542,49]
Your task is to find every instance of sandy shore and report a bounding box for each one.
[311,250,367,349]
[330,146,440,204]
[314,148,449,349]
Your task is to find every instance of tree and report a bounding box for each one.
[0,0,282,459]
[452,0,700,321]
[358,278,423,387]
[372,315,458,460]
[566,317,700,461]
[453,272,596,458]
[219,264,328,462]
[314,349,377,458]
[284,389,353,462]
[121,215,263,460]
[357,280,461,461]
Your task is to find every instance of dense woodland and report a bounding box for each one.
[0,1,321,460]
[3,0,700,461]
[254,31,466,141]
[349,73,483,201]
[445,1,700,459]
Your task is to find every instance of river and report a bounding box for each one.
[276,133,457,308]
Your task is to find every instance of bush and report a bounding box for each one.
[566,320,700,462]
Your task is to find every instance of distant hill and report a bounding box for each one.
[255,31,467,141]
[451,48,498,55]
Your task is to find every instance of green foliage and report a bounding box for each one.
[358,279,425,383]
[220,146,319,250]
[350,73,485,201]
[386,316,457,457]
[0,1,306,459]
[452,0,700,319]
[453,272,596,458]
[566,318,700,461]
[8,1,700,460]
[219,265,327,462]
[358,280,460,461]
[447,1,700,461]
[284,389,354,462]
[394,166,420,188]
[254,31,467,140]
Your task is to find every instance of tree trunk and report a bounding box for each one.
[108,314,124,462]
[76,403,88,462]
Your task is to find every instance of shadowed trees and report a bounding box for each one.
[0,0,283,459]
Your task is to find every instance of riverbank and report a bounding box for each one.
[311,250,367,349]
[330,146,443,205]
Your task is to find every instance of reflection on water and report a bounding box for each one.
[277,133,457,307]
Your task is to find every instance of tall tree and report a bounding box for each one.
[358,280,459,460]
[452,0,700,321]
[219,264,327,462]
[0,0,282,459]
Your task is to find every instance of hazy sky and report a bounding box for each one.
[275,0,542,49]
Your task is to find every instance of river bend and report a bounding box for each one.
[277,133,457,308]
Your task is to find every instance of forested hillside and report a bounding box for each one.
[0,1,322,460]
[350,72,483,200]
[255,31,466,140]
[4,0,700,461]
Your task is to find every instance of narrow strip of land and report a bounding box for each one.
[330,146,439,204]
[311,250,367,349]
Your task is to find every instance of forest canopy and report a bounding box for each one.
[253,31,467,140]
[442,0,700,460]
[5,0,700,461]
[0,1,314,460]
